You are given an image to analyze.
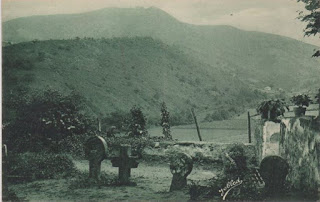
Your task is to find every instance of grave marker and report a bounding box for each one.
[84,136,108,181]
[169,152,193,191]
[259,155,289,195]
[111,144,139,184]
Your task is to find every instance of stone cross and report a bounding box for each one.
[84,136,108,181]
[111,144,139,185]
[169,152,193,191]
[259,155,289,195]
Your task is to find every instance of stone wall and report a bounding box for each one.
[141,141,256,166]
[279,117,320,194]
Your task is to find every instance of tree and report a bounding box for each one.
[297,0,320,56]
[128,106,148,137]
[160,102,172,139]
[3,89,94,152]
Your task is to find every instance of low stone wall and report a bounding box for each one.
[279,117,320,194]
[141,141,256,166]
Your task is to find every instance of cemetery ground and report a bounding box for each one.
[4,107,319,201]
[8,160,217,201]
[5,118,250,201]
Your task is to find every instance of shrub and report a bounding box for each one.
[256,99,289,121]
[7,152,77,181]
[101,110,130,133]
[291,94,312,107]
[3,89,95,153]
[128,106,148,137]
[189,144,262,201]
[315,88,320,104]
[160,102,171,139]
[56,134,93,158]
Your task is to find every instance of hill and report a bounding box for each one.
[2,37,265,122]
[3,7,320,91]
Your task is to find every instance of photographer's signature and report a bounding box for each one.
[219,178,243,200]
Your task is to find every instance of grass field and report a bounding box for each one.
[149,127,251,143]
[148,116,257,143]
[149,104,319,143]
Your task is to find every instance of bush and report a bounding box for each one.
[160,102,171,139]
[290,94,312,107]
[56,134,93,158]
[3,89,95,153]
[128,106,148,137]
[189,144,262,201]
[101,110,130,132]
[203,109,230,122]
[7,152,77,181]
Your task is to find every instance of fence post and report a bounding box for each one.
[248,112,252,143]
[191,109,202,141]
[97,118,101,133]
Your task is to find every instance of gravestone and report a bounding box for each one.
[169,152,193,191]
[111,144,139,185]
[259,156,289,195]
[84,136,108,181]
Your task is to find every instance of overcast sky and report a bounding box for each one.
[2,0,320,46]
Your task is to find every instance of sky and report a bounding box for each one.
[2,0,320,46]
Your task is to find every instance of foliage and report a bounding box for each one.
[189,144,263,201]
[315,88,320,104]
[7,152,77,181]
[203,109,230,122]
[3,89,95,153]
[297,0,320,37]
[3,36,305,126]
[290,94,312,107]
[170,110,194,126]
[223,144,248,176]
[160,102,172,139]
[256,99,289,121]
[128,106,148,137]
[297,0,320,57]
[101,110,130,133]
[55,134,93,158]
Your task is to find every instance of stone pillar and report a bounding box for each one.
[254,120,281,162]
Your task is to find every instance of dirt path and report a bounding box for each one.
[9,160,218,201]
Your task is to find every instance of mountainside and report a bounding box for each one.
[3,37,264,120]
[3,7,320,91]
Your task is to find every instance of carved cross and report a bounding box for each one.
[111,144,139,184]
